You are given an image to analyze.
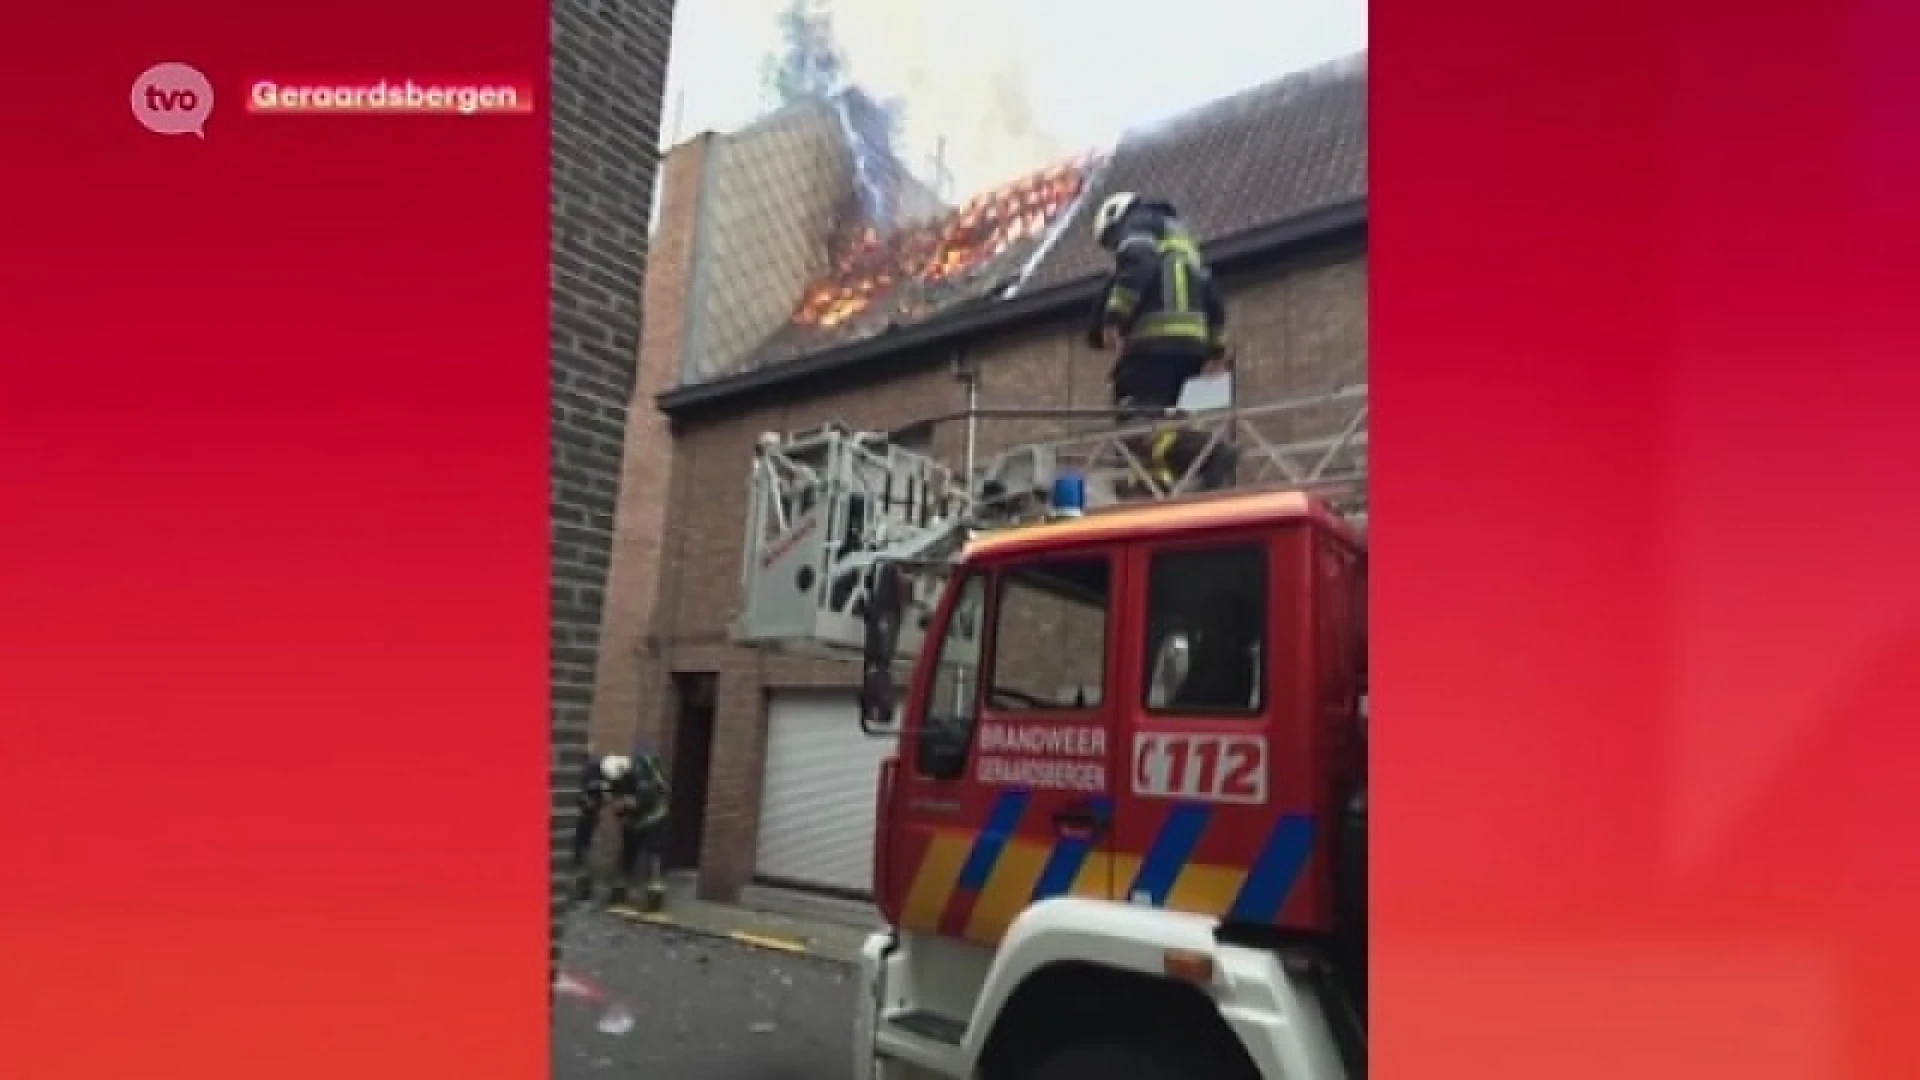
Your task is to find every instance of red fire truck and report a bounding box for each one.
[734,384,1368,1080]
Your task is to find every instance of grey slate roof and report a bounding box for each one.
[1021,52,1368,292]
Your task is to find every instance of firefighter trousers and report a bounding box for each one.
[1109,346,1236,492]
[572,805,665,882]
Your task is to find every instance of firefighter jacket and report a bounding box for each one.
[1088,205,1228,356]
[578,754,670,831]
[612,755,670,831]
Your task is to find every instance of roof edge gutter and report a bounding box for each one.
[657,195,1367,418]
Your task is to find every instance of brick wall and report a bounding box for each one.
[586,109,934,772]
[649,244,1367,900]
[588,136,709,763]
[550,0,674,981]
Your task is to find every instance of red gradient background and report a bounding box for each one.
[0,4,549,1077]
[3,0,1919,1076]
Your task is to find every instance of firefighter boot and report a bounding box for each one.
[1147,427,1182,492]
[640,873,666,914]
[572,867,594,903]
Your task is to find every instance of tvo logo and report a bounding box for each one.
[132,62,214,138]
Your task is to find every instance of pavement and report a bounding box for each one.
[590,873,882,964]
[554,907,861,1079]
[552,875,881,1079]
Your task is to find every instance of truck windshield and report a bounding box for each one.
[987,558,1111,711]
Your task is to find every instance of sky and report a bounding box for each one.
[660,0,1367,200]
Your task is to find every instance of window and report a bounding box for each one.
[1142,545,1266,714]
[986,557,1112,711]
[920,573,988,756]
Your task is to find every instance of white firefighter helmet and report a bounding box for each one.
[1091,191,1140,249]
[599,755,632,782]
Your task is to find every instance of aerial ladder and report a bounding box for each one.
[735,376,1369,1080]
[738,378,1367,655]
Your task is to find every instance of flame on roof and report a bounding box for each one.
[790,154,1098,333]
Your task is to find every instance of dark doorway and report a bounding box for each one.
[663,673,715,872]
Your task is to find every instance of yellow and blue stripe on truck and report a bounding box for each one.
[899,790,1317,945]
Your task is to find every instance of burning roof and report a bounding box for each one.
[748,153,1100,367]
[707,53,1367,388]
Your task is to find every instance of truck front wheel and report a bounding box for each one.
[1023,1041,1193,1080]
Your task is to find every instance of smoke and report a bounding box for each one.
[759,0,917,227]
[984,63,1038,150]
[827,90,906,227]
[808,0,1064,199]
[972,60,1065,186]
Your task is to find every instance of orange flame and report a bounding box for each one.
[790,157,1094,331]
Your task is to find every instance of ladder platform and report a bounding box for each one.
[733,385,1367,657]
[975,385,1368,518]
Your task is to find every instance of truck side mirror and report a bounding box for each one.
[857,563,906,736]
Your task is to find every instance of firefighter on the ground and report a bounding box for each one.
[570,750,671,911]
[1086,191,1237,491]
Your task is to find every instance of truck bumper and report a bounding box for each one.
[852,929,892,1080]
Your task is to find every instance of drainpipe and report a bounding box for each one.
[952,348,980,491]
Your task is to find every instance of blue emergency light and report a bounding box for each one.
[1050,471,1087,518]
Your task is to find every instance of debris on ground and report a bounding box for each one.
[554,970,636,1036]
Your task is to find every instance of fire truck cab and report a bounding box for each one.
[732,386,1368,1080]
[855,490,1365,1080]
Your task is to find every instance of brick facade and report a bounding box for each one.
[587,136,708,762]
[587,104,925,765]
[550,0,674,979]
[641,245,1367,901]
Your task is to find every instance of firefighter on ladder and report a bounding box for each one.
[571,750,671,912]
[1087,191,1237,493]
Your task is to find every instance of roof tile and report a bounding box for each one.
[1022,52,1367,291]
[730,52,1367,376]
[742,154,1098,370]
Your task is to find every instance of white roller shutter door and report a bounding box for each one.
[755,690,897,895]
